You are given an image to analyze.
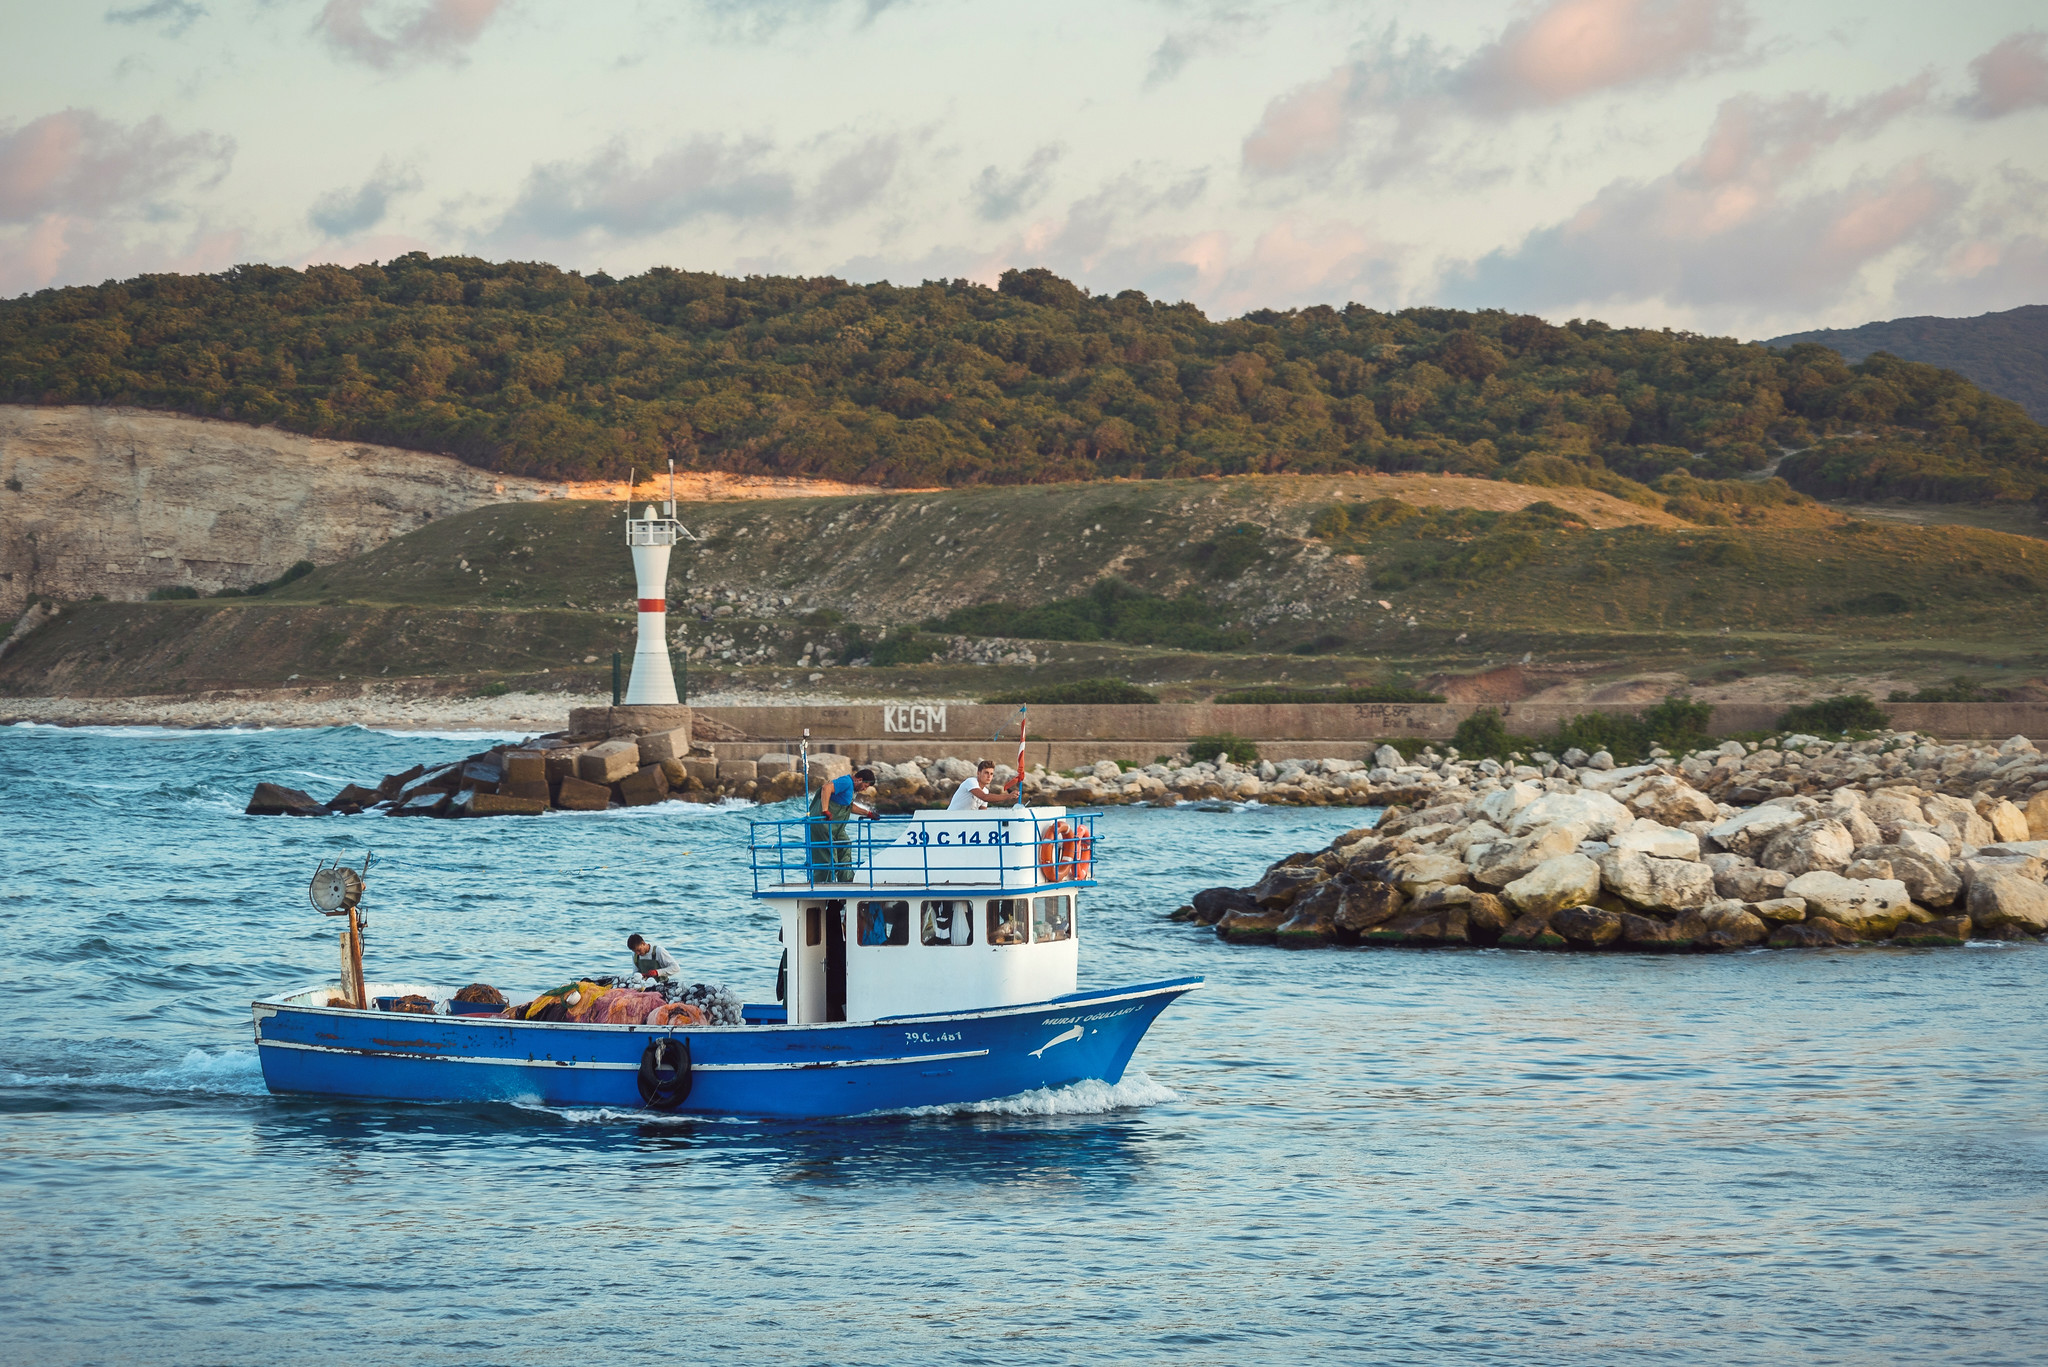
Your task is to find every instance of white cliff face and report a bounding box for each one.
[0,405,575,617]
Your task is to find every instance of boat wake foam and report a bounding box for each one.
[875,1070,1178,1119]
[1,1047,267,1098]
[505,1071,1178,1128]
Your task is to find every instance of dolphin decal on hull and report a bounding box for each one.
[1028,1025,1084,1058]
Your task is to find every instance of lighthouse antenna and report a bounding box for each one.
[668,459,675,517]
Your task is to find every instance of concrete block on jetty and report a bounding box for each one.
[1173,731,2048,953]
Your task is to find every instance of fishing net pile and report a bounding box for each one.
[453,983,506,1005]
[500,978,740,1026]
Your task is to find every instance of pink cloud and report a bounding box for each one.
[1243,0,1752,176]
[1242,67,1359,175]
[0,108,232,223]
[1461,0,1750,113]
[316,0,505,70]
[0,217,245,298]
[1451,86,1949,315]
[1961,31,2048,119]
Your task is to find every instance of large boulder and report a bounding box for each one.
[1769,916,1857,949]
[1965,868,2048,934]
[1191,886,1262,925]
[1623,774,1720,827]
[1599,850,1716,912]
[578,740,641,785]
[1715,864,1791,902]
[1335,882,1407,935]
[1852,844,1961,908]
[1891,915,1972,947]
[634,728,694,766]
[1476,781,1541,826]
[246,782,327,816]
[2027,791,2048,840]
[1759,820,1855,876]
[1216,907,1288,943]
[1865,790,1927,833]
[1250,865,1323,909]
[1707,805,1807,857]
[1508,791,1634,841]
[1924,793,1994,847]
[1503,854,1602,915]
[1782,872,1914,938]
[1465,893,1515,944]
[1551,904,1623,949]
[1895,828,1954,861]
[1986,799,2032,844]
[1472,826,1581,888]
[1499,908,1565,949]
[619,763,671,807]
[1750,897,1808,923]
[1276,883,1344,946]
[554,775,613,811]
[1363,907,1470,946]
[1611,822,1701,860]
[1382,852,1470,896]
[1672,901,1770,950]
[1616,910,1683,951]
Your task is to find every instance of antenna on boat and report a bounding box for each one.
[309,852,371,1010]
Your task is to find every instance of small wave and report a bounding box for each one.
[873,1070,1178,1119]
[5,722,287,737]
[1,1047,267,1098]
[351,727,536,742]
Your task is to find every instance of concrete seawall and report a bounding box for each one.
[638,701,2048,767]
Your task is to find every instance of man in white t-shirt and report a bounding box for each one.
[946,759,1017,810]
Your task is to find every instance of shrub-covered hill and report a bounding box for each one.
[3,254,2043,500]
[1769,304,2048,422]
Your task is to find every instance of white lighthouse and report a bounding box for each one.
[623,469,693,705]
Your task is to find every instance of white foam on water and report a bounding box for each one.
[6,722,287,738]
[350,726,534,742]
[871,1070,1179,1119]
[507,1072,1177,1127]
[1,1048,268,1098]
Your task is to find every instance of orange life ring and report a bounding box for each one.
[1038,821,1065,884]
[1065,824,1093,881]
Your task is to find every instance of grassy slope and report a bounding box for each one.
[5,473,2045,699]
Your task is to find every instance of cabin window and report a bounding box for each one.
[987,898,1029,945]
[857,900,909,946]
[1033,895,1074,942]
[806,905,822,946]
[921,899,974,946]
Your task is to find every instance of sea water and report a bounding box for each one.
[2,724,2045,1365]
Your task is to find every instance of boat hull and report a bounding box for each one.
[252,977,1200,1118]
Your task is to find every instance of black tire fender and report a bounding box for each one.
[637,1035,693,1110]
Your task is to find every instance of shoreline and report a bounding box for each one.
[0,685,913,732]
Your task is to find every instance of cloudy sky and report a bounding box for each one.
[4,0,2045,338]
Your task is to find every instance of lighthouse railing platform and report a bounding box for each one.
[747,808,1100,895]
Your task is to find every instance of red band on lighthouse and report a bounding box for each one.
[637,598,665,614]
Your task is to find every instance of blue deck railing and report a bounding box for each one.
[747,810,1100,896]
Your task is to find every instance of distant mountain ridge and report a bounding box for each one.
[1768,304,2048,421]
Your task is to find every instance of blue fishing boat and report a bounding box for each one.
[252,806,1200,1117]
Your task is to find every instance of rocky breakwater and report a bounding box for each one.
[245,725,851,818]
[1177,732,2048,952]
[856,753,1387,811]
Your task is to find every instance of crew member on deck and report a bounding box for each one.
[948,759,1018,810]
[626,933,680,982]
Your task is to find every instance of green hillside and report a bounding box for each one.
[1769,304,2048,422]
[2,256,2042,504]
[4,475,2044,700]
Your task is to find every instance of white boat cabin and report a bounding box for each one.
[753,806,1095,1023]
